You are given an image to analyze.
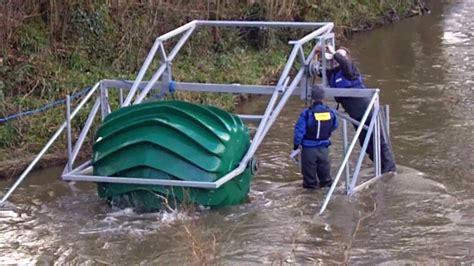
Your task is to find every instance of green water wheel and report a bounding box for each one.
[92,100,254,210]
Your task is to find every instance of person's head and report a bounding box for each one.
[336,46,351,59]
[324,52,333,61]
[311,85,325,102]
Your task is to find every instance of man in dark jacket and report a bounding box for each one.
[293,85,338,188]
[324,45,396,173]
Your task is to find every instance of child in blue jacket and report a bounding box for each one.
[293,85,338,188]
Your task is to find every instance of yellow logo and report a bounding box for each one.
[314,112,331,121]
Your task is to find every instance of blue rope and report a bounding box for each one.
[0,87,92,124]
[1,79,178,123]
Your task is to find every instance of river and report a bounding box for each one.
[1,0,473,264]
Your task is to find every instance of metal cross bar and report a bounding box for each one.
[134,63,167,104]
[374,94,381,176]
[122,40,161,106]
[195,20,329,29]
[119,88,124,106]
[298,46,306,66]
[158,41,167,62]
[335,110,370,130]
[99,79,378,98]
[238,114,264,122]
[66,95,72,173]
[321,36,328,86]
[276,44,301,90]
[168,82,277,94]
[68,160,92,176]
[341,119,350,192]
[384,105,390,136]
[70,98,100,167]
[350,174,386,195]
[168,26,196,61]
[157,20,197,42]
[63,173,217,189]
[100,83,109,120]
[325,88,375,98]
[296,23,334,45]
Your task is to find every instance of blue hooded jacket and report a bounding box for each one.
[294,102,338,149]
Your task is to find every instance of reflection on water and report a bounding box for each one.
[1,0,473,264]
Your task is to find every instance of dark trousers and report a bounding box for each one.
[338,97,396,173]
[353,114,396,174]
[301,146,332,188]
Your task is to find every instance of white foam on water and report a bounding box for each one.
[442,31,469,44]
[106,207,135,217]
[77,207,198,236]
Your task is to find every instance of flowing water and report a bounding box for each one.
[1,1,473,264]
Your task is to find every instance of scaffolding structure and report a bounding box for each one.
[0,20,394,214]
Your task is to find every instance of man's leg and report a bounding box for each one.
[315,147,332,187]
[380,134,397,173]
[359,126,375,161]
[353,117,396,173]
[301,147,318,189]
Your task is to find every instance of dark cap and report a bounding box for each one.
[311,85,325,101]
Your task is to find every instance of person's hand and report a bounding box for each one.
[290,148,300,159]
[326,45,336,54]
[336,48,348,58]
[290,148,300,164]
[315,43,323,51]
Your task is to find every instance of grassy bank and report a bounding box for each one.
[0,0,426,178]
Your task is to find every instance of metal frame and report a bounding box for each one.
[1,20,394,215]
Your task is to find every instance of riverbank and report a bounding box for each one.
[0,1,427,178]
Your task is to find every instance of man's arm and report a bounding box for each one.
[325,68,336,81]
[333,53,355,80]
[293,110,307,150]
[331,108,339,131]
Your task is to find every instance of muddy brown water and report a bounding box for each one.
[1,1,473,264]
